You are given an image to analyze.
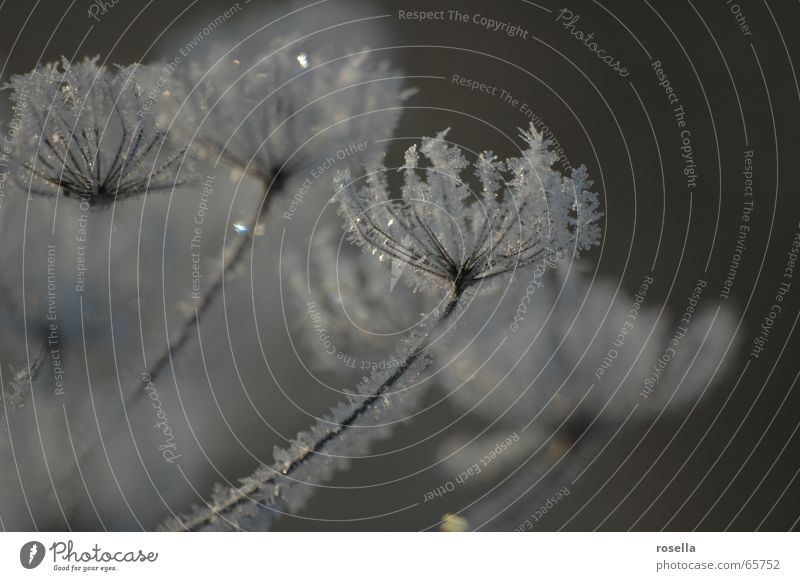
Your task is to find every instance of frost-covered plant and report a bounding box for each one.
[17,34,414,509]
[131,37,413,397]
[4,57,188,207]
[1,368,30,430]
[337,126,601,303]
[62,41,415,494]
[166,128,602,530]
[441,263,735,424]
[433,262,738,530]
[167,36,412,186]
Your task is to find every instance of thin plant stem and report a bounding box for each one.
[128,173,278,409]
[61,175,280,490]
[174,291,462,532]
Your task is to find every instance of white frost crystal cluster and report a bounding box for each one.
[337,126,602,299]
[5,57,187,206]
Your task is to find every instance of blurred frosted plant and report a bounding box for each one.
[337,125,602,303]
[130,36,413,393]
[166,128,602,531]
[0,370,29,429]
[434,262,738,530]
[5,57,188,207]
[168,36,412,187]
[441,263,737,426]
[165,315,437,531]
[69,43,415,494]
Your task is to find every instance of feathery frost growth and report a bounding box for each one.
[60,39,416,486]
[169,129,603,530]
[167,36,413,184]
[165,318,437,531]
[5,57,188,206]
[434,263,737,530]
[337,125,602,301]
[126,38,413,395]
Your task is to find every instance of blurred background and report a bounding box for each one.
[0,0,798,531]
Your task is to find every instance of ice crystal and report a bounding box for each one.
[5,57,188,206]
[337,126,602,300]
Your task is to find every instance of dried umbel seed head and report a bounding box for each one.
[165,36,414,184]
[4,56,190,207]
[336,125,603,299]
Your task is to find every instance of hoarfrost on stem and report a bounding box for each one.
[441,262,737,424]
[336,125,602,301]
[164,313,442,531]
[435,262,738,530]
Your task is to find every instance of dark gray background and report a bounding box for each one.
[0,0,798,531]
